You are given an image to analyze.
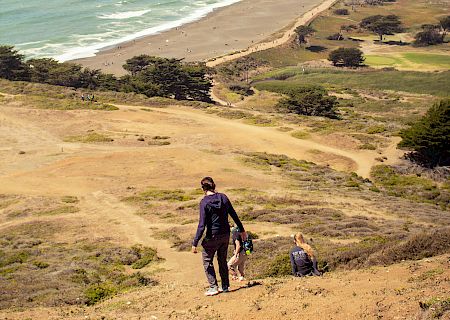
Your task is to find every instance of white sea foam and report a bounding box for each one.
[98,9,151,20]
[56,0,243,62]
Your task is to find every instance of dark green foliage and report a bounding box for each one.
[328,47,365,67]
[27,58,118,90]
[294,25,316,45]
[123,54,159,75]
[399,99,450,167]
[414,25,444,46]
[0,45,30,81]
[333,8,349,15]
[275,85,339,118]
[439,16,450,34]
[0,45,212,102]
[360,15,403,41]
[228,82,253,95]
[122,56,212,102]
[327,33,344,41]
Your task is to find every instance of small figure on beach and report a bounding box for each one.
[192,177,247,296]
[81,93,85,101]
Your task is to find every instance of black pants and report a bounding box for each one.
[201,233,230,289]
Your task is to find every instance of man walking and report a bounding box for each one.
[192,177,247,296]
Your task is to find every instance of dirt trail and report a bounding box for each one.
[80,191,203,286]
[117,104,384,177]
[206,0,338,67]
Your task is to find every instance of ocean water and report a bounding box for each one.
[0,0,241,61]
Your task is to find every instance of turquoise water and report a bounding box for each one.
[0,0,241,61]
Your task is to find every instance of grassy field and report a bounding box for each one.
[254,68,450,97]
[365,53,450,70]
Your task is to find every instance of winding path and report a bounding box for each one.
[206,0,338,67]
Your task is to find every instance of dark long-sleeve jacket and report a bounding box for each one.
[192,193,245,247]
[289,246,321,276]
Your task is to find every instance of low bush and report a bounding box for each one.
[371,165,449,208]
[327,33,344,41]
[249,229,450,279]
[131,245,159,269]
[263,254,292,277]
[0,222,158,308]
[366,125,386,134]
[333,8,349,15]
[275,85,339,119]
[419,297,450,319]
[85,282,117,306]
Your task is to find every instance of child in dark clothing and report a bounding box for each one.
[290,232,321,277]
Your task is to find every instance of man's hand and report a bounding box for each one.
[241,231,248,241]
[191,246,198,254]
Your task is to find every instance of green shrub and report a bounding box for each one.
[0,251,29,267]
[263,254,292,277]
[131,245,158,269]
[367,125,386,134]
[84,282,117,306]
[276,85,339,119]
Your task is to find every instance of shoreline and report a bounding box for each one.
[74,0,332,75]
[56,0,244,62]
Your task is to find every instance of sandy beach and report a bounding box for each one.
[74,0,331,75]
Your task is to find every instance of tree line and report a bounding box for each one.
[0,46,212,102]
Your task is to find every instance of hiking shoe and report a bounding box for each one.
[239,276,246,282]
[204,287,219,296]
[219,286,230,293]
